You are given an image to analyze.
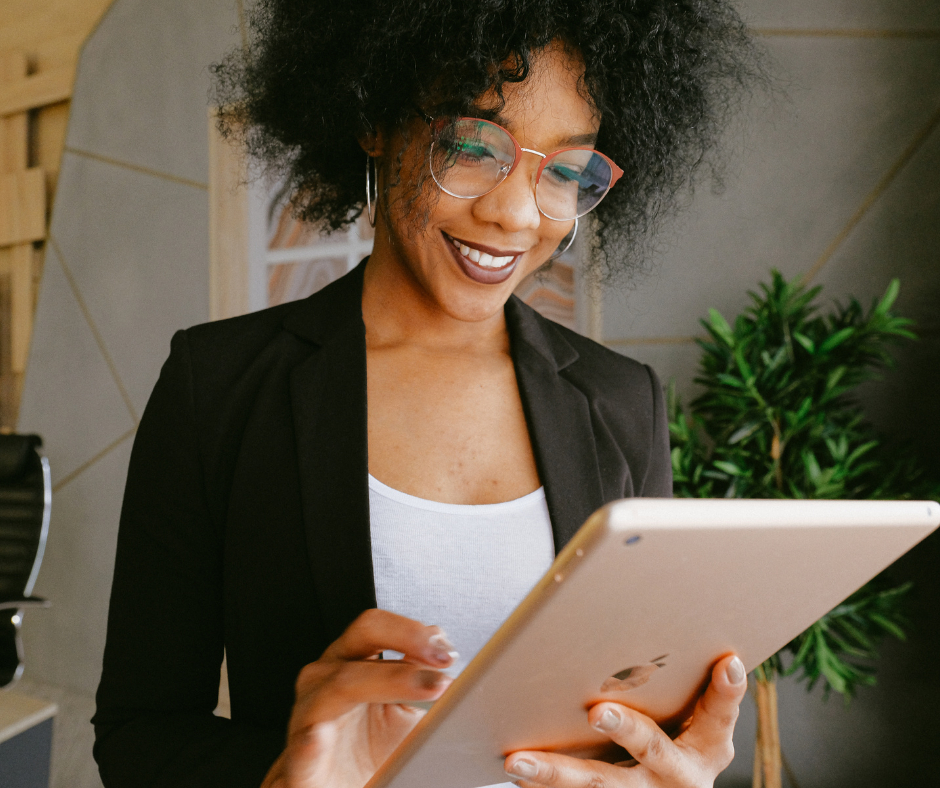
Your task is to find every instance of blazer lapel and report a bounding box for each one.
[505,297,605,552]
[285,265,377,646]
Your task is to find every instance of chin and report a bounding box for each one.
[435,285,517,324]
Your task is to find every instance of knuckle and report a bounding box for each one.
[359,607,384,626]
[328,664,360,697]
[717,741,735,770]
[711,706,739,730]
[586,774,609,788]
[352,607,384,636]
[635,731,667,762]
[294,662,323,693]
[703,697,739,729]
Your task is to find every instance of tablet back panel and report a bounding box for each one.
[368,498,939,788]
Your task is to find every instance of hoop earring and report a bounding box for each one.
[549,217,578,261]
[365,154,378,227]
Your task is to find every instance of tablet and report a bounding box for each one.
[367,498,940,788]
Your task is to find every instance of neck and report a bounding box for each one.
[362,224,510,354]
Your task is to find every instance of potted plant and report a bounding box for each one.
[667,271,938,788]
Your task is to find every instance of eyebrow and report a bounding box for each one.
[477,109,599,149]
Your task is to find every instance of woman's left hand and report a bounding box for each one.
[504,654,747,788]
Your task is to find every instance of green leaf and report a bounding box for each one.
[875,278,901,315]
[818,327,855,355]
[707,308,735,347]
[713,460,746,477]
[728,422,760,444]
[716,373,747,389]
[824,366,847,393]
[793,332,815,354]
[803,451,823,484]
[868,613,907,641]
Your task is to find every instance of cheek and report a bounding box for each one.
[535,219,577,257]
[378,133,439,232]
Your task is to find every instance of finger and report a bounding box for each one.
[285,703,430,786]
[587,703,687,782]
[678,654,747,763]
[321,608,459,667]
[504,751,626,788]
[291,659,451,731]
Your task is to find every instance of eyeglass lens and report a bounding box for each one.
[429,118,615,221]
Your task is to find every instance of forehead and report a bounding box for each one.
[472,43,599,149]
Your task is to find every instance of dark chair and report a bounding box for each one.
[0,434,51,688]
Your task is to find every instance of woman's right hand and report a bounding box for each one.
[261,609,457,788]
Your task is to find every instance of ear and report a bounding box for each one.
[357,128,385,158]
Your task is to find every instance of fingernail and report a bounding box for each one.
[507,758,538,779]
[428,632,459,664]
[594,708,622,733]
[726,656,745,685]
[416,670,448,690]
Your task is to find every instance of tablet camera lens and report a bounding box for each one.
[624,535,641,545]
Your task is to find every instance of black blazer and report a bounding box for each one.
[93,261,672,787]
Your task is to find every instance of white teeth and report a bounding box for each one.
[448,236,516,268]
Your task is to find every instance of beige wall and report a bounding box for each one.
[14,2,242,786]
[12,1,940,786]
[598,5,940,786]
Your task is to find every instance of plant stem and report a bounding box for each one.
[752,704,763,788]
[755,675,782,788]
[771,422,783,492]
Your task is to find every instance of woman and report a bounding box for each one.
[93,2,759,787]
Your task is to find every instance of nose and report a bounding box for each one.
[471,153,542,232]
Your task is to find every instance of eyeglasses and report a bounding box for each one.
[423,115,623,222]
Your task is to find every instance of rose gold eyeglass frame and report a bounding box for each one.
[422,114,624,222]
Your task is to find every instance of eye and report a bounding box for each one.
[444,137,497,166]
[543,162,583,187]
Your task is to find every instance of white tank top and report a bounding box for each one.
[369,474,555,787]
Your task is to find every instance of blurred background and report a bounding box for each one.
[1,1,938,786]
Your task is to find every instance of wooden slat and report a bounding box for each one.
[31,33,86,71]
[0,250,12,429]
[36,101,69,201]
[0,65,74,117]
[10,243,33,374]
[0,53,27,173]
[0,168,46,246]
[0,1,116,58]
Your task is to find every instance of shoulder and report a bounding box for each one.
[511,299,672,498]
[513,301,672,497]
[559,322,658,392]
[181,299,302,369]
[513,297,661,404]
[171,264,365,397]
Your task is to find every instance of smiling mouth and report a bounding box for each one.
[444,233,522,270]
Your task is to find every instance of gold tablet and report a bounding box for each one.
[368,498,939,788]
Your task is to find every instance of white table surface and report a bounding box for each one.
[0,690,58,745]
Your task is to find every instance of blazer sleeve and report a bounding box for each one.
[639,364,673,498]
[93,330,283,787]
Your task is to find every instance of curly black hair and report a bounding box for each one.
[212,0,761,280]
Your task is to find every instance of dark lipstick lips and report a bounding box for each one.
[442,232,522,285]
[444,232,526,259]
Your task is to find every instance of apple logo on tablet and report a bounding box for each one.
[600,654,668,692]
